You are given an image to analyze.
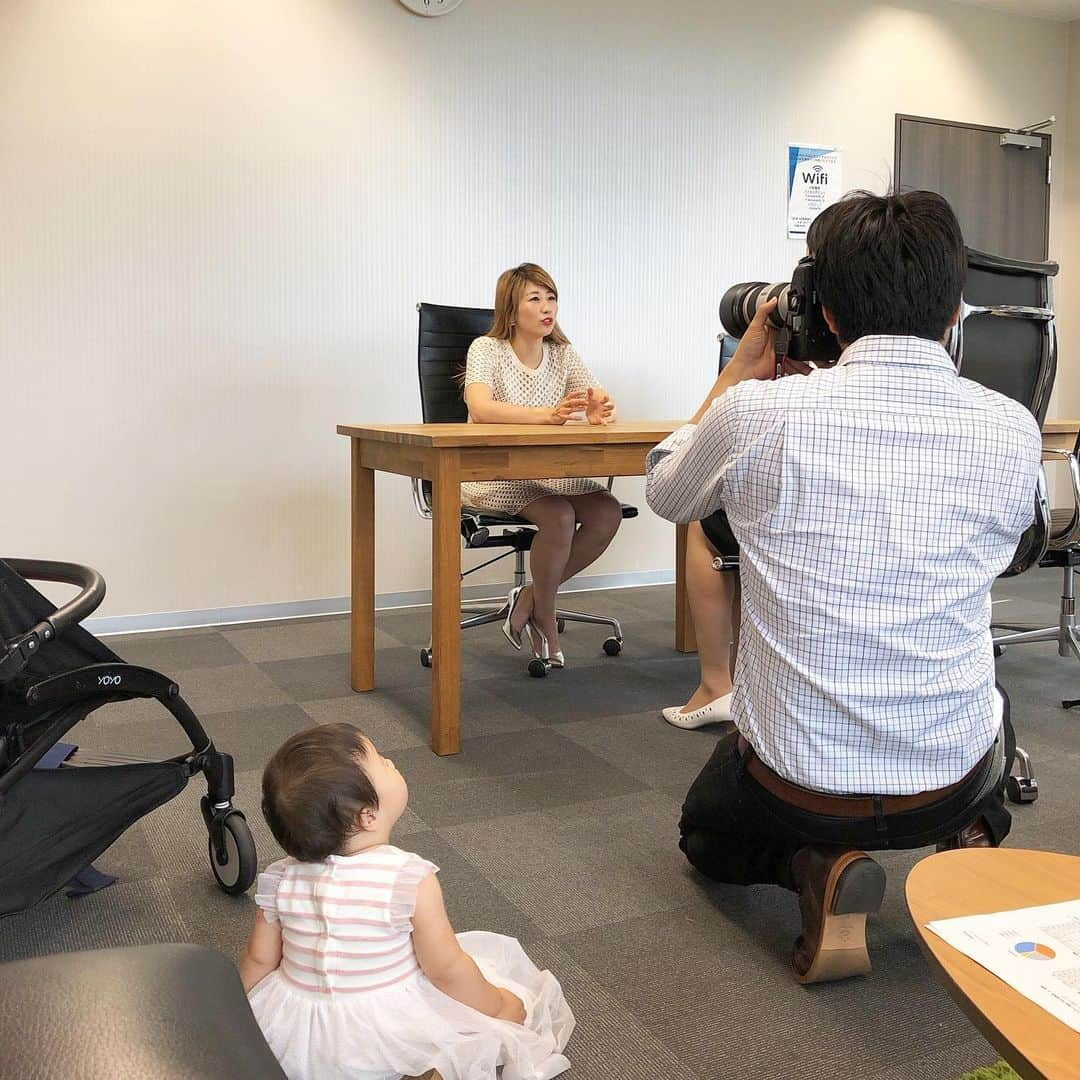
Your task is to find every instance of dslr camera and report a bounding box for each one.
[719,255,842,370]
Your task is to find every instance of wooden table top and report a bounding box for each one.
[906,849,1080,1080]
[340,419,1078,447]
[336,421,683,447]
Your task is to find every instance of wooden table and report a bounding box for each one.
[1041,419,1079,454]
[906,849,1080,1080]
[338,419,1077,755]
[336,422,688,755]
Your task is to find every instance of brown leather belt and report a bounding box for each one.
[736,734,980,818]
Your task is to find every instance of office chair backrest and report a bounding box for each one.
[956,248,1059,425]
[417,303,496,424]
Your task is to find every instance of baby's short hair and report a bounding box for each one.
[261,722,378,862]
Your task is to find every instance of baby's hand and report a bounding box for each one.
[585,387,616,425]
[495,986,526,1024]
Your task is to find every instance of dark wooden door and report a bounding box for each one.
[895,114,1051,262]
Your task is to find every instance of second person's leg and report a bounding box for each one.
[684,520,740,710]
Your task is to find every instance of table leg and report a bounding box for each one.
[351,441,376,691]
[675,522,697,654]
[430,451,462,755]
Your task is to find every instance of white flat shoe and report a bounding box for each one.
[662,693,733,730]
[501,587,529,651]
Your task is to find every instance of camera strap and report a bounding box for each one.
[773,328,791,380]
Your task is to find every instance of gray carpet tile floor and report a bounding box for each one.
[3,575,1080,1079]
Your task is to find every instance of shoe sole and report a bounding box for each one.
[794,852,886,985]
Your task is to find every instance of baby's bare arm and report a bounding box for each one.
[411,875,524,1021]
[239,910,283,992]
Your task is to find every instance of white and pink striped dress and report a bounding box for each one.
[247,845,574,1080]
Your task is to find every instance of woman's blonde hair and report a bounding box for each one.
[487,263,570,346]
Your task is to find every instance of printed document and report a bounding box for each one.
[927,899,1080,1034]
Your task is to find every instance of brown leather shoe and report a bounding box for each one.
[935,815,995,853]
[790,847,887,984]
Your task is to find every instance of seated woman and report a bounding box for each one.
[463,262,622,668]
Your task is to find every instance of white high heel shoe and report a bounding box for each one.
[528,622,565,669]
[501,587,530,651]
[661,693,733,730]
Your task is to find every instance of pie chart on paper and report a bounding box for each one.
[1013,940,1056,960]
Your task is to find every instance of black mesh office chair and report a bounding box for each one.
[413,302,639,677]
[952,249,1064,804]
[963,253,1080,731]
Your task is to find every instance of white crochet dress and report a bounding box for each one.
[461,336,607,515]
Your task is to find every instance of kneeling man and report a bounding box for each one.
[646,190,1041,982]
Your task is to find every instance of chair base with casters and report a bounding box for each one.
[994,546,1080,670]
[415,496,632,678]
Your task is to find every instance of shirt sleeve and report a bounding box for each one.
[464,336,498,390]
[389,854,440,933]
[253,858,290,924]
[562,343,603,394]
[645,394,742,524]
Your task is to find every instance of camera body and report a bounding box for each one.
[719,255,842,369]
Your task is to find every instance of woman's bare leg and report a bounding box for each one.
[513,491,622,656]
[561,491,623,582]
[682,521,740,712]
[512,496,576,654]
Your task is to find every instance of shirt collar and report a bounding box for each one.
[835,335,957,372]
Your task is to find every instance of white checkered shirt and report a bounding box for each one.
[647,335,1042,795]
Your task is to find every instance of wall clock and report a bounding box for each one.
[398,0,464,15]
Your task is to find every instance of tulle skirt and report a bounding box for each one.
[248,932,574,1080]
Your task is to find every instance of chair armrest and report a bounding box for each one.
[1042,449,1080,514]
[1042,449,1080,547]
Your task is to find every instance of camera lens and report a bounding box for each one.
[719,282,791,337]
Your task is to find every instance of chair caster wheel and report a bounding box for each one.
[602,637,622,656]
[528,658,548,678]
[557,619,565,634]
[1006,775,1038,804]
[419,648,432,668]
[993,643,1004,658]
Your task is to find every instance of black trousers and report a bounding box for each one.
[679,714,1015,892]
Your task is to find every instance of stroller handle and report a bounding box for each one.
[4,559,106,635]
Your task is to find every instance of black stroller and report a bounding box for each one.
[0,558,257,916]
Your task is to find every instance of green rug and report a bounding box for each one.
[957,1062,1021,1080]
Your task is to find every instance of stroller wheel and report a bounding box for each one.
[208,811,257,895]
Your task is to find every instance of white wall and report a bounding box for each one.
[0,0,1072,622]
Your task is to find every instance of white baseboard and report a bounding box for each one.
[87,568,676,636]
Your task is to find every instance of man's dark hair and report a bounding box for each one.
[813,190,965,344]
[261,722,378,862]
[805,199,842,255]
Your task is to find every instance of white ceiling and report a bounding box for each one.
[951,0,1080,19]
